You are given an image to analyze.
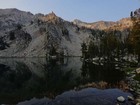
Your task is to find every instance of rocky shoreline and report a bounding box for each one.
[126,67,140,104]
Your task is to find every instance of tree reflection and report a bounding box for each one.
[44,58,74,98]
[0,58,128,104]
[0,63,31,92]
[80,61,126,86]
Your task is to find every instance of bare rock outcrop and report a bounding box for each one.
[0,9,92,57]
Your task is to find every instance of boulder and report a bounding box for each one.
[136,68,140,74]
[117,96,125,103]
[136,103,140,105]
[136,98,140,103]
[127,96,134,101]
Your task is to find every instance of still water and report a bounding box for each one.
[0,57,133,105]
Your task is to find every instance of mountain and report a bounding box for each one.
[73,18,132,30]
[0,9,92,57]
[0,8,137,57]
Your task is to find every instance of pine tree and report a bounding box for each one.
[81,42,88,59]
[129,14,140,62]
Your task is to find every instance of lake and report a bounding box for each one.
[0,57,134,105]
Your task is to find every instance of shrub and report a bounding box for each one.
[62,28,69,36]
[16,24,22,30]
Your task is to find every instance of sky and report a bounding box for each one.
[0,0,140,22]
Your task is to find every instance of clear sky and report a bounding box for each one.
[0,0,140,22]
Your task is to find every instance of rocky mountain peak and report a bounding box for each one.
[49,11,56,17]
[39,11,62,24]
[0,8,33,16]
[0,8,19,14]
[73,19,83,25]
[45,11,57,20]
[0,8,34,25]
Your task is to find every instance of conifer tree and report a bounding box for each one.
[129,13,140,62]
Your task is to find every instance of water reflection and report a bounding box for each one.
[18,88,133,105]
[81,61,126,84]
[0,57,127,104]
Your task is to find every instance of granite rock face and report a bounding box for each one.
[0,9,92,57]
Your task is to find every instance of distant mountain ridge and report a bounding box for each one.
[75,7,140,31]
[73,18,132,30]
[73,19,115,30]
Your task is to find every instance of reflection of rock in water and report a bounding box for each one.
[44,57,83,98]
[0,58,48,104]
[0,57,83,104]
[0,62,33,104]
[0,58,47,78]
[0,63,31,91]
[0,57,82,79]
[17,88,133,105]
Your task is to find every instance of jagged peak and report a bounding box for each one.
[45,11,57,19]
[39,11,63,24]
[50,11,56,16]
[73,19,82,22]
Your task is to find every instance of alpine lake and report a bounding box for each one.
[0,57,139,105]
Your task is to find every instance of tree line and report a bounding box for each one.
[81,13,140,63]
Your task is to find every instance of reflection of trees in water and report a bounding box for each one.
[0,58,127,104]
[80,61,126,86]
[0,63,31,92]
[81,61,89,81]
[0,58,77,103]
[0,62,33,104]
[44,59,75,98]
